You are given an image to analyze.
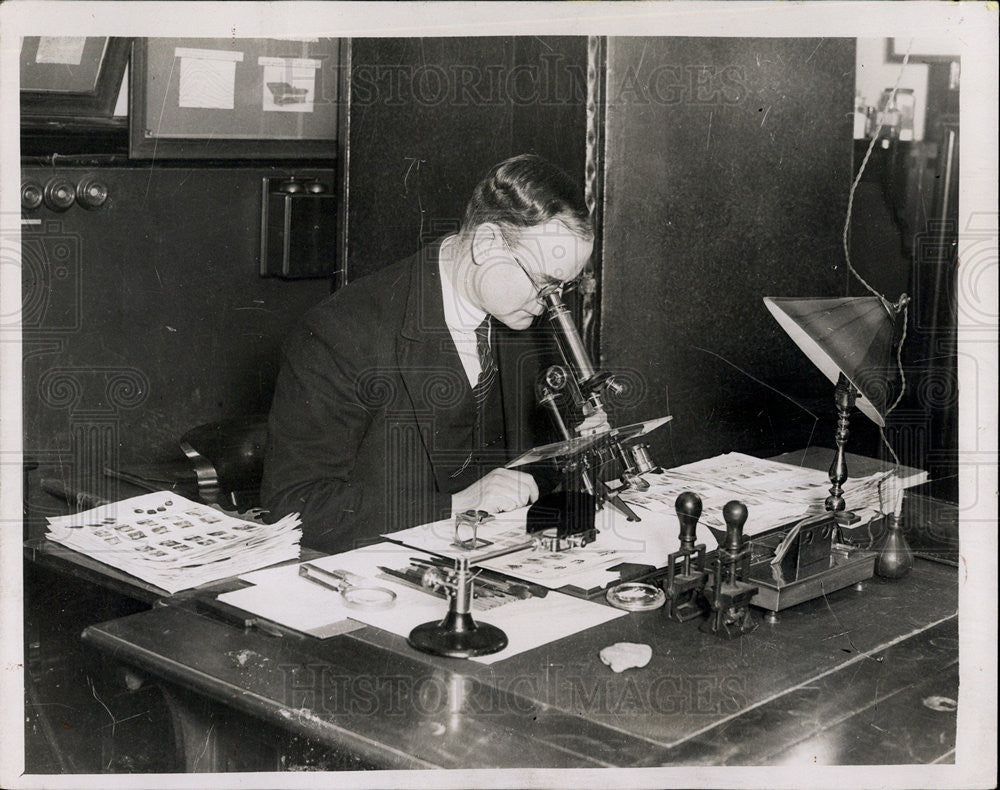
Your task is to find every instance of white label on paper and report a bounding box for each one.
[35,37,87,65]
[259,56,320,113]
[175,48,244,110]
[174,48,245,62]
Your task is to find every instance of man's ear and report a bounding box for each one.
[470,223,501,267]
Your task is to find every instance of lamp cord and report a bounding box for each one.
[842,41,913,298]
[879,300,909,470]
[843,41,914,483]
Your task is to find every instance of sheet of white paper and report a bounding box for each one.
[176,47,243,109]
[35,37,87,65]
[259,56,319,112]
[229,543,625,664]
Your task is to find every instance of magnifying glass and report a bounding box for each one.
[298,563,397,610]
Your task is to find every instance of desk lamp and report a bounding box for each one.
[763,295,911,572]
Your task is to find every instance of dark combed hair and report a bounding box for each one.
[461,154,592,242]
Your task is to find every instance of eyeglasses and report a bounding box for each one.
[499,234,582,302]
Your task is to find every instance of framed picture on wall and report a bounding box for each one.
[129,37,346,159]
[887,37,961,63]
[20,37,131,124]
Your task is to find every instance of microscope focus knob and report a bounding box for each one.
[674,491,702,551]
[604,375,625,397]
[543,365,568,391]
[722,500,748,553]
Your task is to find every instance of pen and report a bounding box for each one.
[200,599,284,638]
[375,566,448,599]
[473,568,538,599]
[376,566,500,600]
[103,466,167,494]
[410,557,546,599]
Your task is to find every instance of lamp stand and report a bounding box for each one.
[826,373,860,526]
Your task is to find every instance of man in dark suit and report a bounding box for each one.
[262,155,597,554]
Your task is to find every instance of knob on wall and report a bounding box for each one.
[43,178,76,211]
[76,177,109,209]
[21,180,43,210]
[21,175,110,212]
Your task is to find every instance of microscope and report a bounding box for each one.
[511,286,671,525]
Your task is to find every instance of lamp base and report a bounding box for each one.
[408,611,508,658]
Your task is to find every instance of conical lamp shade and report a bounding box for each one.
[763,296,902,427]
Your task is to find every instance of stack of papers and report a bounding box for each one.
[45,491,301,595]
[621,452,897,533]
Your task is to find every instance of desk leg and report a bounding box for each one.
[159,686,225,772]
[157,684,287,772]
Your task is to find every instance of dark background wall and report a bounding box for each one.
[22,165,335,509]
[23,38,884,520]
[598,38,860,468]
[345,37,588,280]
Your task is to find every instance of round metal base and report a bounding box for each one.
[408,614,508,658]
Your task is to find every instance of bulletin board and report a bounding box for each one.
[130,37,343,159]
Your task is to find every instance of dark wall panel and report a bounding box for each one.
[346,37,588,281]
[22,166,335,475]
[600,38,857,467]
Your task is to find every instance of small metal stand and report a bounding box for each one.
[407,556,508,658]
[700,501,759,639]
[453,509,494,550]
[662,492,709,622]
[408,521,597,658]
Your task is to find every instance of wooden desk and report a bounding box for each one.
[28,450,957,771]
[79,495,958,771]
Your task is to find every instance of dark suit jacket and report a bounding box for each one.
[261,243,560,554]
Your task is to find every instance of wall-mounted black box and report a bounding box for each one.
[260,177,337,279]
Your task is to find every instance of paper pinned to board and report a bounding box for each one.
[259,56,320,113]
[176,47,244,109]
[35,37,87,65]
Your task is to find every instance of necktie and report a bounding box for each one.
[449,317,500,480]
[472,316,497,407]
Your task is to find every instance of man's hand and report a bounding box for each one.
[452,468,540,515]
[575,408,611,436]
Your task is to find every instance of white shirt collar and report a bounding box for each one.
[439,247,486,335]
